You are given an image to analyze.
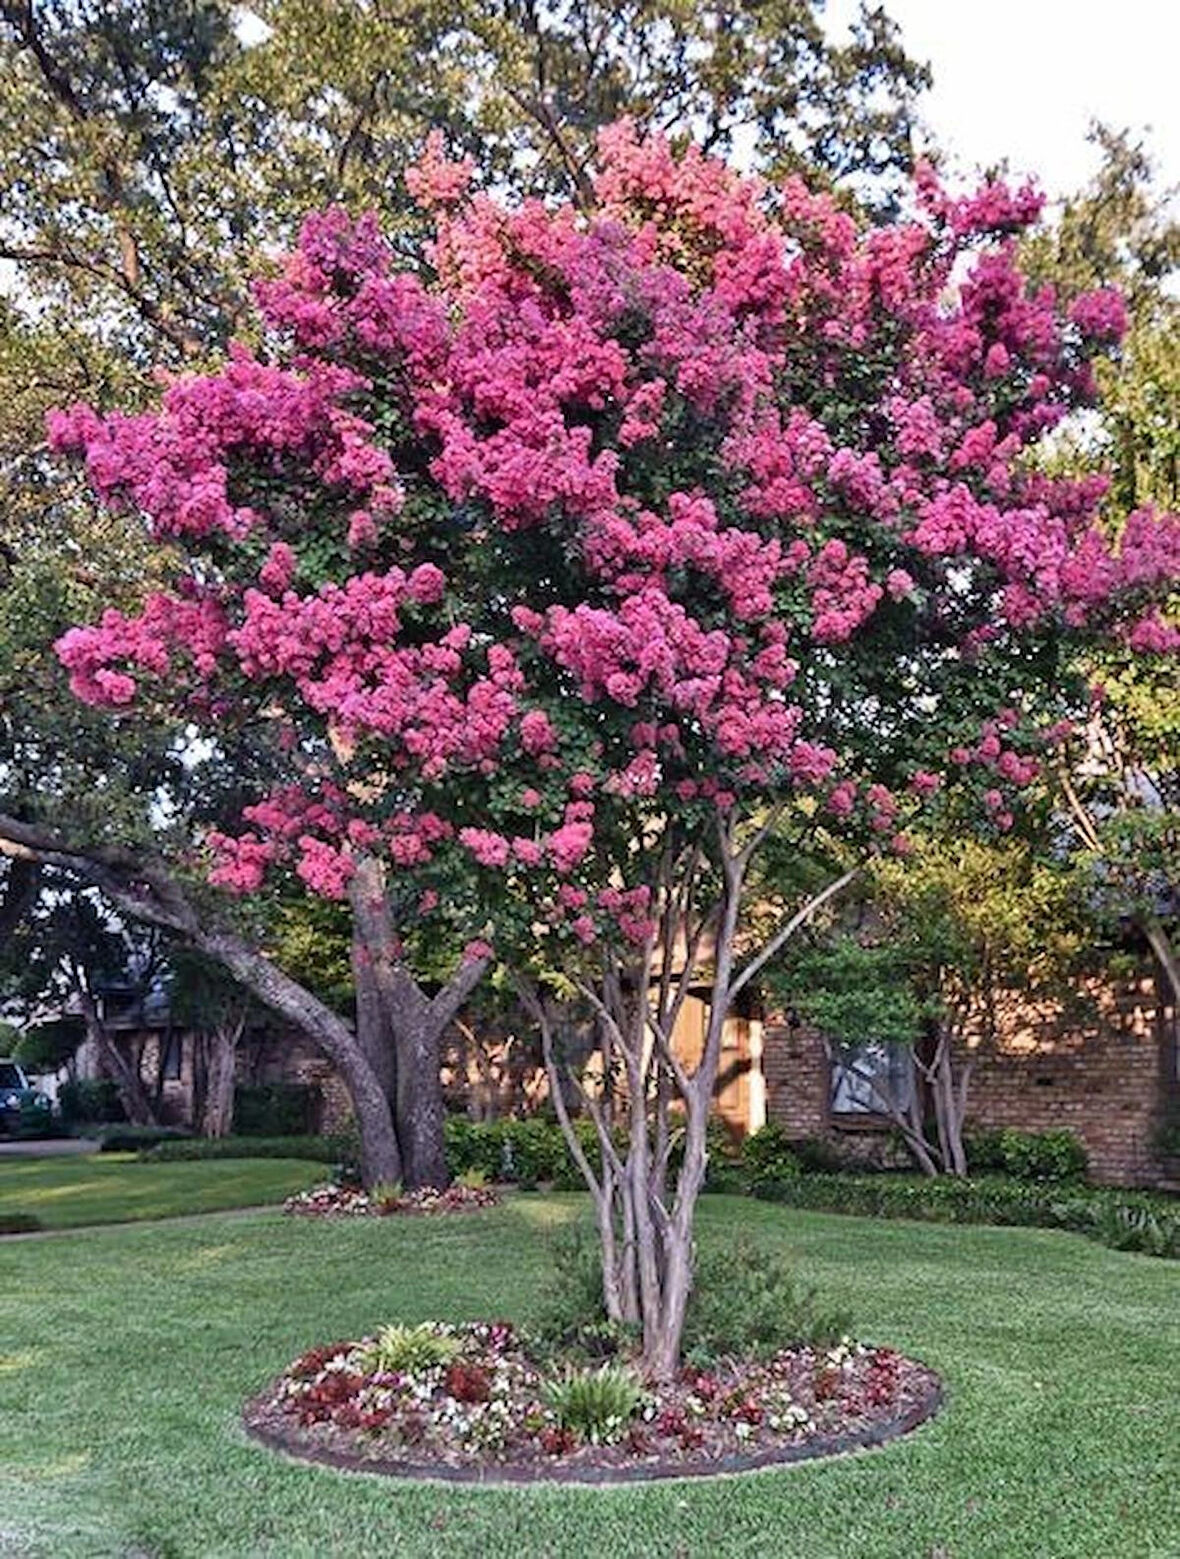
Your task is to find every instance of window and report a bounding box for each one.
[161,1033,183,1082]
[829,1041,912,1118]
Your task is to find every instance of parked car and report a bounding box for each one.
[0,1059,54,1134]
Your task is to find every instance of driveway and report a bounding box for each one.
[0,1135,99,1157]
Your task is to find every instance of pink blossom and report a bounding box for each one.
[520,710,558,755]
[548,822,593,874]
[1069,287,1127,343]
[458,828,511,868]
[46,120,1180,929]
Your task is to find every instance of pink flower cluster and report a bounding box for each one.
[48,349,400,546]
[48,122,1179,928]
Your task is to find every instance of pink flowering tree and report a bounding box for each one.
[51,124,1178,1372]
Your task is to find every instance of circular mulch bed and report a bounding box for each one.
[243,1323,942,1486]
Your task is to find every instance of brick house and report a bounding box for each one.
[750,962,1178,1187]
[444,961,1178,1186]
[52,980,354,1136]
[52,951,1178,1189]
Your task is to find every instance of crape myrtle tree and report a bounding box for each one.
[49,125,1179,1373]
[1,0,928,1190]
[1021,128,1180,1001]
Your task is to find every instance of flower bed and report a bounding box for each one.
[243,1322,941,1484]
[283,1182,499,1217]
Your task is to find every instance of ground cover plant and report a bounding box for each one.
[245,1319,936,1481]
[0,1152,323,1230]
[1,1195,1178,1557]
[283,1180,499,1218]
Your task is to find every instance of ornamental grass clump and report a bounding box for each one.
[359,1323,462,1376]
[542,1364,645,1444]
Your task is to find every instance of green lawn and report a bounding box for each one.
[0,1152,325,1229]
[2,1193,1178,1559]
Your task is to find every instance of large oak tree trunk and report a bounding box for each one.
[349,854,489,1188]
[395,1015,450,1189]
[197,930,403,1187]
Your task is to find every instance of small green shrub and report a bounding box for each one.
[532,1223,641,1363]
[58,1078,124,1126]
[455,1165,489,1190]
[542,1364,643,1444]
[443,1115,572,1186]
[233,1083,318,1137]
[98,1125,192,1153]
[535,1222,614,1349]
[359,1324,462,1376]
[740,1124,802,1190]
[964,1127,1088,1182]
[683,1240,851,1365]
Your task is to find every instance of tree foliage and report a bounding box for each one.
[1021,126,1180,997]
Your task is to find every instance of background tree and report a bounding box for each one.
[772,840,1092,1176]
[0,883,170,1122]
[1022,126,1180,1000]
[166,948,264,1136]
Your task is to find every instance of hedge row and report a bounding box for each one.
[444,1114,740,1190]
[737,1122,1091,1190]
[141,1116,737,1190]
[100,1126,193,1153]
[144,1134,357,1165]
[753,1172,1180,1259]
[66,1081,319,1138]
[136,1114,1178,1262]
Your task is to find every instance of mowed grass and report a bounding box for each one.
[0,1152,325,1229]
[2,1193,1179,1559]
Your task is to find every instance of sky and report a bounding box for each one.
[828,0,1180,200]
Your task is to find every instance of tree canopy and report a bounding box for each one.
[45,122,1180,1368]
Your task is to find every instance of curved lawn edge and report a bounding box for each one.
[242,1371,943,1487]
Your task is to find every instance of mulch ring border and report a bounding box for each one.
[242,1370,943,1487]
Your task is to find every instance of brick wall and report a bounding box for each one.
[762,967,1178,1187]
[955,972,1175,1186]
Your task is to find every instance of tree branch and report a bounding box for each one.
[729,867,861,1004]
